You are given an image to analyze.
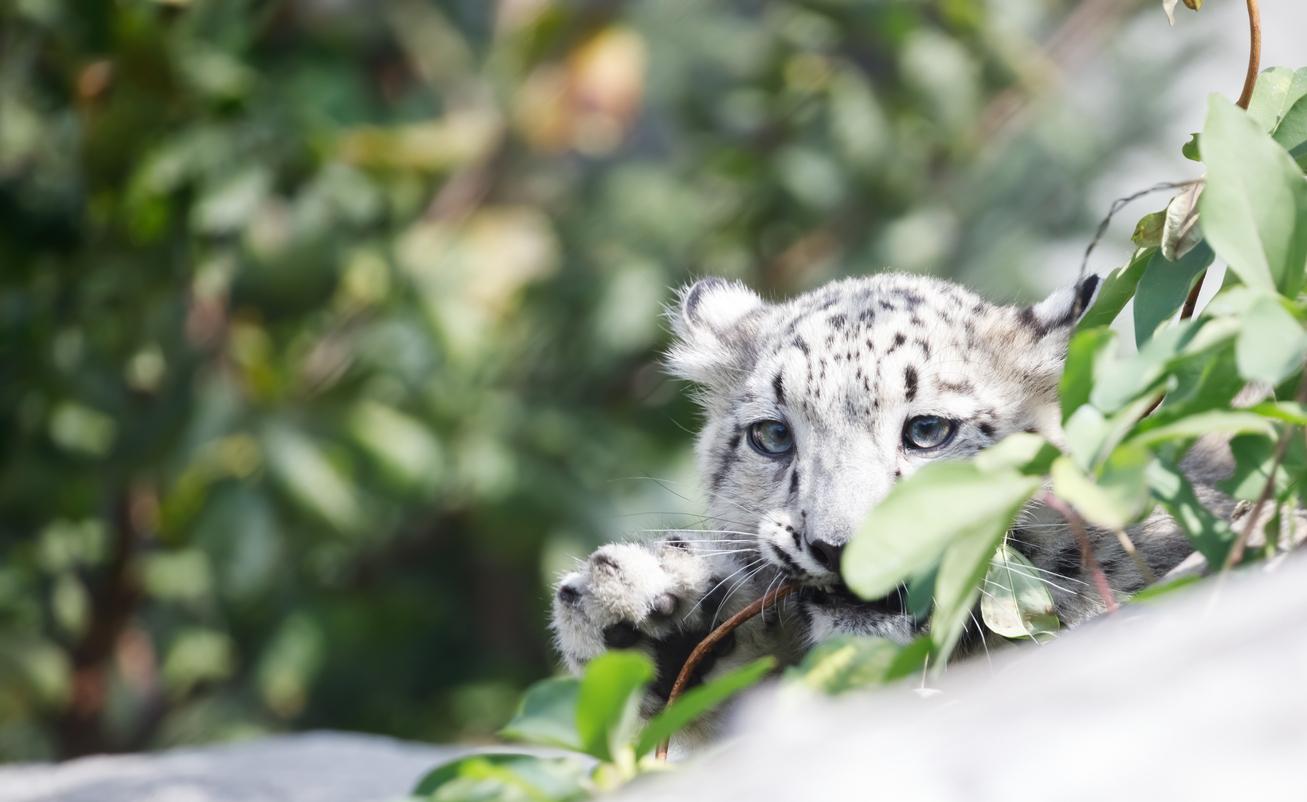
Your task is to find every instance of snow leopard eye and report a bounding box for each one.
[903,415,957,451]
[747,420,794,457]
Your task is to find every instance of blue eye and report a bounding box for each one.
[903,416,957,450]
[747,420,794,456]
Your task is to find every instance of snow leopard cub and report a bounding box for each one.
[551,273,1206,700]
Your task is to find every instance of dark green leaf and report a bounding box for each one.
[1077,248,1153,331]
[1133,244,1212,347]
[499,677,582,752]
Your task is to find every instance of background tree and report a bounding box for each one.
[0,0,1198,759]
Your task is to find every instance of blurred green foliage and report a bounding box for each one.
[1,0,1181,759]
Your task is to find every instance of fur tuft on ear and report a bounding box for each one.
[1019,274,1101,336]
[665,278,766,387]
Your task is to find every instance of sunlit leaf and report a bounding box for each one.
[1235,295,1307,385]
[1147,458,1235,564]
[1050,448,1151,531]
[844,462,1040,601]
[1060,328,1114,421]
[575,651,653,762]
[411,753,590,802]
[980,543,1059,639]
[1160,182,1204,261]
[1199,96,1307,295]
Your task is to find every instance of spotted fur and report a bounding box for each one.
[551,273,1233,707]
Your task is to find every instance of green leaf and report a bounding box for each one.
[1133,244,1212,347]
[1152,345,1244,421]
[575,651,654,762]
[1131,210,1165,248]
[980,543,1059,639]
[1091,316,1236,413]
[1049,449,1150,531]
[783,638,899,695]
[1060,328,1114,421]
[412,753,590,802]
[931,514,1010,663]
[1129,410,1275,448]
[1249,400,1307,426]
[263,425,362,533]
[1236,295,1307,385]
[1181,132,1201,162]
[1199,95,1307,296]
[1129,574,1203,604]
[1147,458,1235,564]
[634,657,773,757]
[499,677,582,752]
[1077,248,1152,331]
[843,462,1041,601]
[1244,67,1307,133]
[1219,432,1307,501]
[1272,95,1307,167]
[972,432,1059,475]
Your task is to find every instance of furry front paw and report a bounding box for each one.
[550,540,734,701]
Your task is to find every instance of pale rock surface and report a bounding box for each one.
[0,732,456,802]
[621,554,1307,802]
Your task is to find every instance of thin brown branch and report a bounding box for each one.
[1235,0,1262,110]
[55,488,145,757]
[1041,493,1118,613]
[1222,370,1307,570]
[656,582,798,760]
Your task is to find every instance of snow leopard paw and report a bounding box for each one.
[550,539,738,701]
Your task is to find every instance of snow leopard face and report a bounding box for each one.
[666,273,1098,628]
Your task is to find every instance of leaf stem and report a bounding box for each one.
[1041,493,1119,613]
[655,582,797,760]
[1221,370,1307,571]
[1235,0,1261,110]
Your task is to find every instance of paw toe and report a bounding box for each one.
[603,622,641,649]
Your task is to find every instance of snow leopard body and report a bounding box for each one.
[551,272,1233,708]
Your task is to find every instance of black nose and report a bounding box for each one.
[808,539,844,572]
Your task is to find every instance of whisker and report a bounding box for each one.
[685,559,761,621]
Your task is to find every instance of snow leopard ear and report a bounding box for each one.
[1019,274,1101,336]
[665,277,766,387]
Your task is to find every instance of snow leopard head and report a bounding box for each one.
[666,273,1099,597]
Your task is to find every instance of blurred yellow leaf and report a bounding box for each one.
[338,109,502,172]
